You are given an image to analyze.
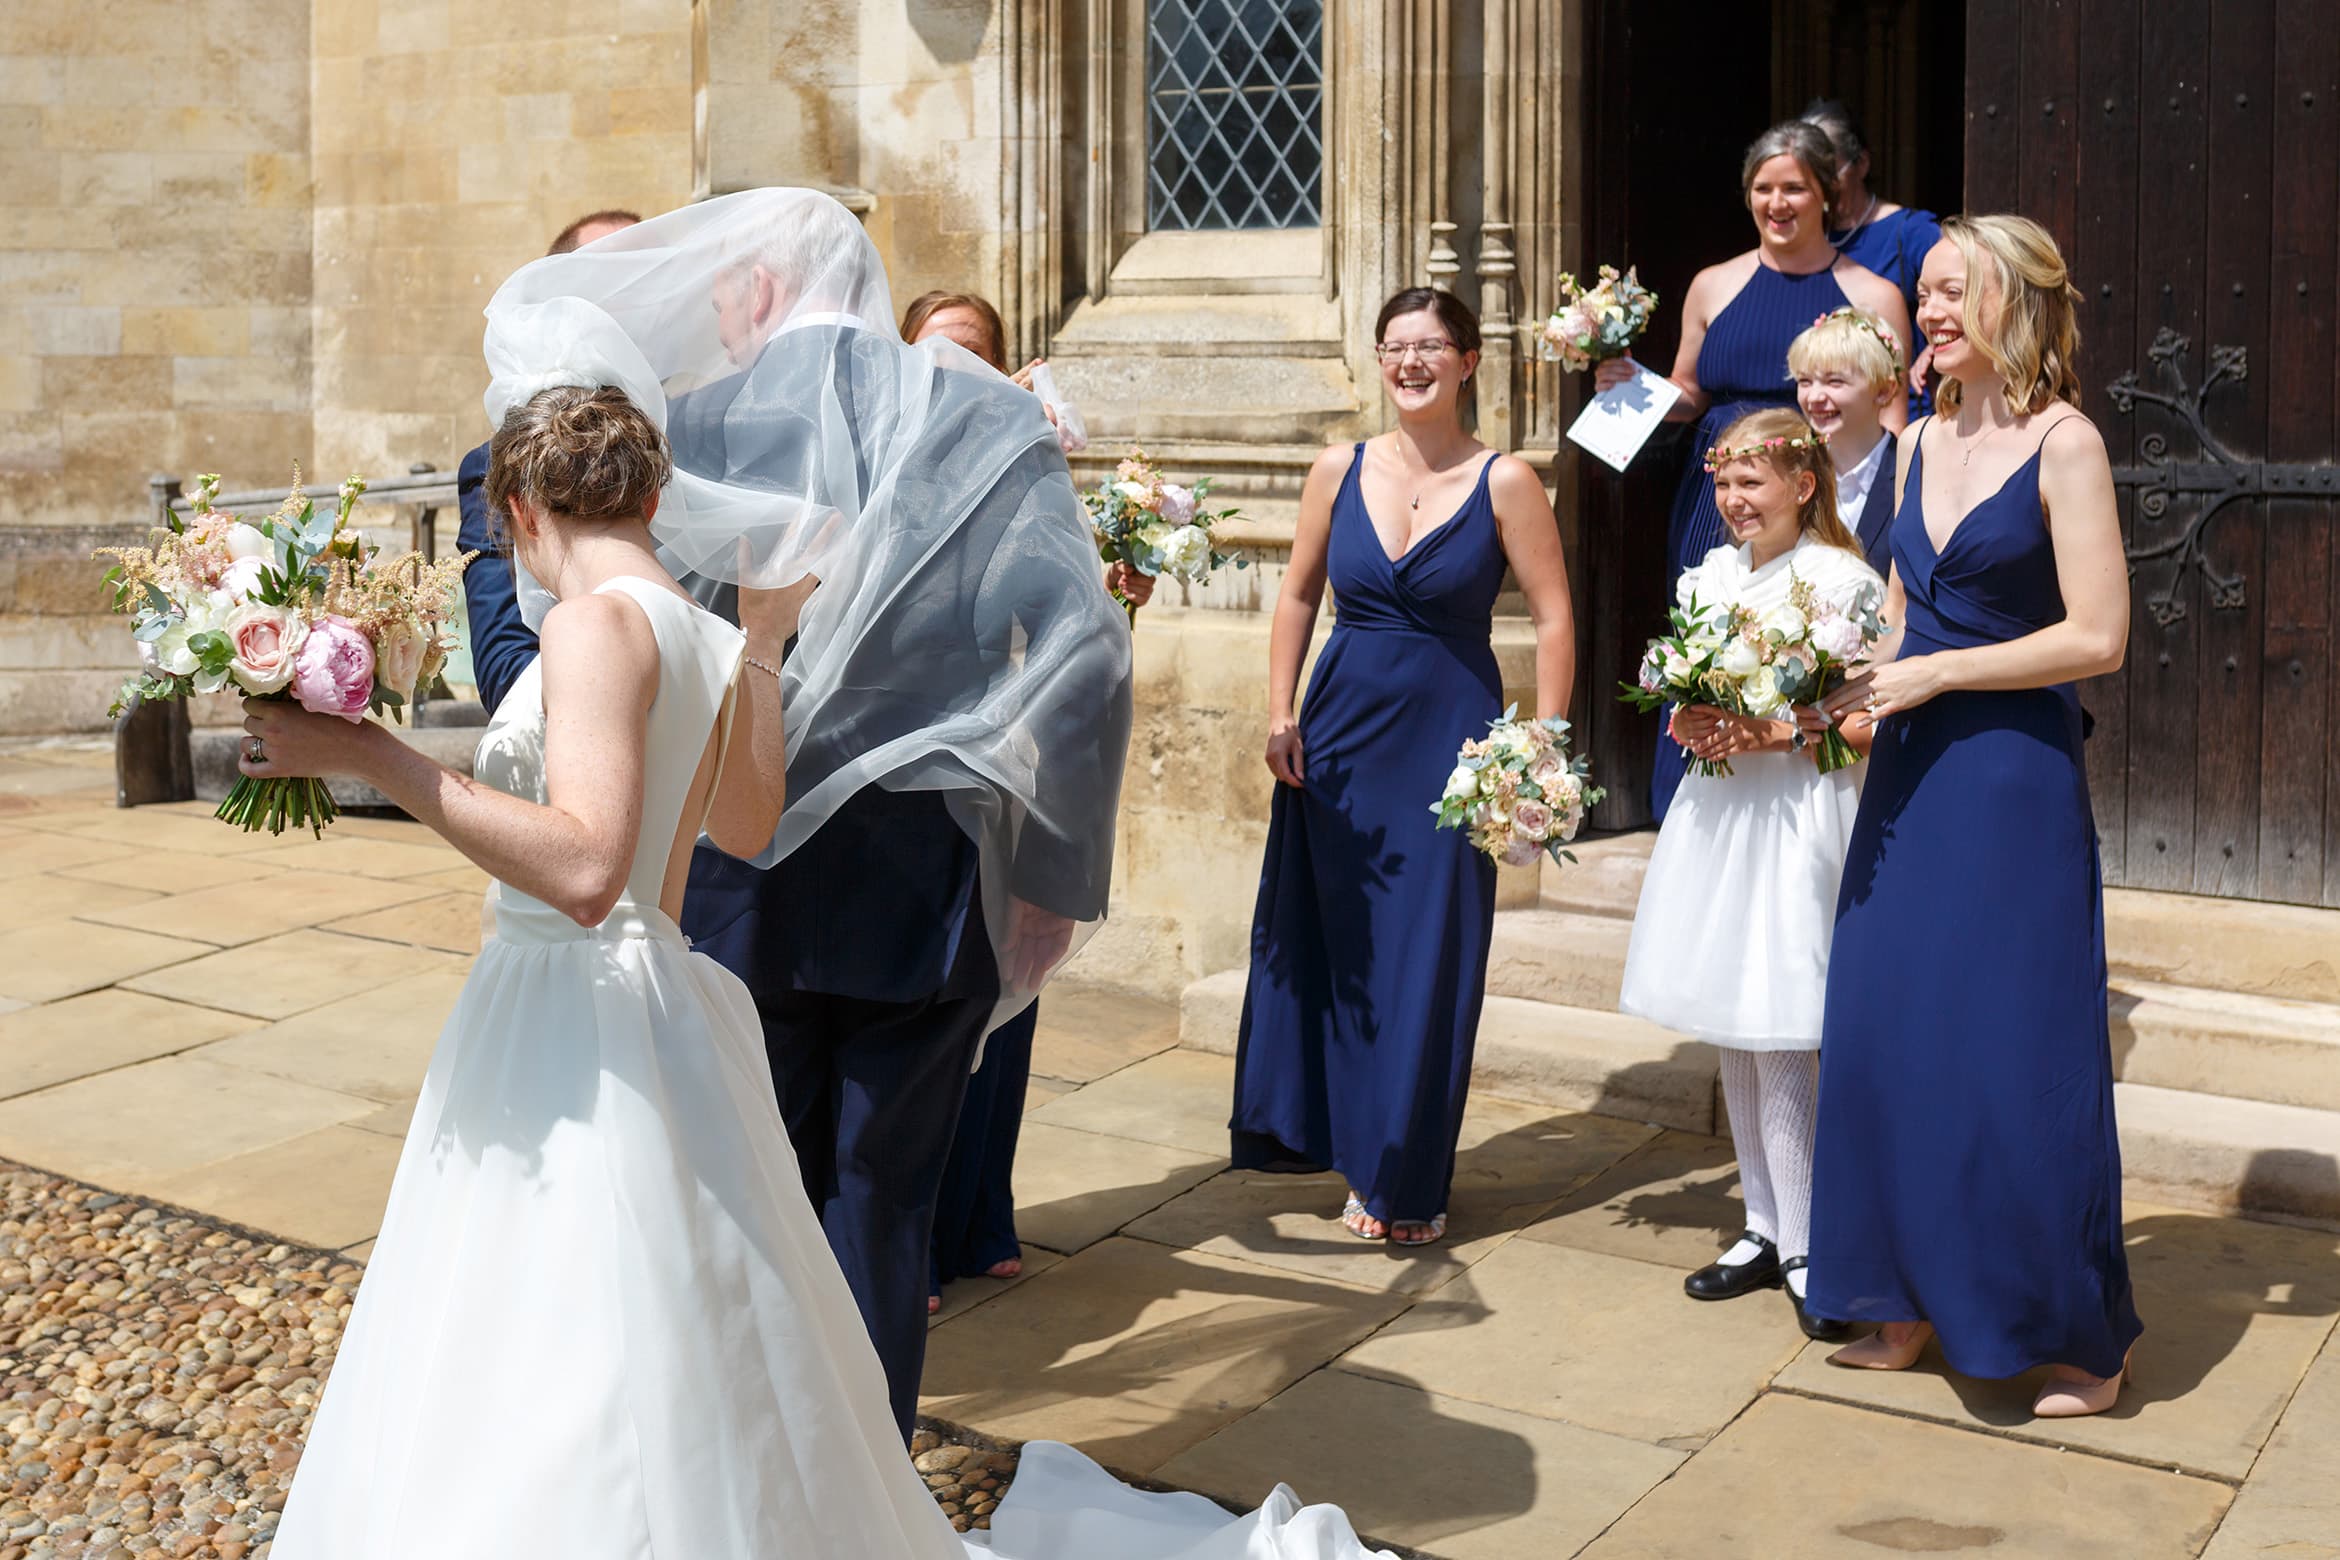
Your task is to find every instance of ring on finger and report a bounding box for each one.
[244,736,266,763]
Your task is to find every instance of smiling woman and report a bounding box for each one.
[1594,118,1910,821]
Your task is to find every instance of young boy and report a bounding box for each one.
[1789,306,1905,577]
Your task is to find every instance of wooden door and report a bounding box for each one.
[1967,0,2340,906]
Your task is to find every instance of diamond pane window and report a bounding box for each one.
[1146,0,1325,230]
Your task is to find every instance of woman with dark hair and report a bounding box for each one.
[1596,119,1909,820]
[1802,98,1943,409]
[1230,286,1577,1247]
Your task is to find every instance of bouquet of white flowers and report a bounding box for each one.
[1082,449,1247,624]
[97,468,473,836]
[1621,573,1886,776]
[1431,707,1605,867]
[1539,265,1659,372]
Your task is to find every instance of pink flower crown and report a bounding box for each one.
[1703,432,1823,473]
[1810,305,1906,381]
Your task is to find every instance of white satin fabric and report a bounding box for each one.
[1618,535,1885,1049]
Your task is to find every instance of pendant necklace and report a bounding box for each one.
[1960,416,2014,467]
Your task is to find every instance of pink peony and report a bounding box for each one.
[290,614,375,722]
[1156,483,1197,526]
[226,602,307,695]
[1810,614,1867,661]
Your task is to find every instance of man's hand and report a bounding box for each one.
[1003,898,1076,993]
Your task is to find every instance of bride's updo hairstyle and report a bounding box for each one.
[1705,406,1864,557]
[485,384,673,540]
[1936,213,2083,417]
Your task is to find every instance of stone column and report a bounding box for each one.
[1476,0,1519,452]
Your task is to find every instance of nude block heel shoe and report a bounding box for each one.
[1827,1321,1933,1371]
[2032,1349,2134,1419]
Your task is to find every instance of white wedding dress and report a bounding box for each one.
[270,576,1394,1560]
[1618,534,1885,1046]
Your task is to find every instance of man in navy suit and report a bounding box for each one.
[463,221,1122,1442]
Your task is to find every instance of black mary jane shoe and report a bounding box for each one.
[1683,1232,1781,1301]
[1780,1257,1849,1340]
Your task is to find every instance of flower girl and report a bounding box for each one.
[1617,406,1885,1340]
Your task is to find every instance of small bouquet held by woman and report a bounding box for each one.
[1082,449,1247,623]
[1622,575,1884,776]
[1432,707,1605,868]
[97,469,472,836]
[1539,264,1659,372]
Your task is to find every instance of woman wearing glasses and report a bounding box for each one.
[1595,119,1909,820]
[1230,288,1577,1247]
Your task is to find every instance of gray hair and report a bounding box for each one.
[1740,120,1841,213]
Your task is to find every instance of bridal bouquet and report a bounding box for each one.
[97,468,473,837]
[1538,265,1659,372]
[1432,707,1605,868]
[1082,449,1248,624]
[1619,576,1885,776]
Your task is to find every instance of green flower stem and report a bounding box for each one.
[215,775,336,838]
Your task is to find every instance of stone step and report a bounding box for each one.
[1178,968,2340,1226]
[2114,1082,2340,1227]
[1177,968,1719,1135]
[1540,828,2340,1007]
[1487,907,2340,1114]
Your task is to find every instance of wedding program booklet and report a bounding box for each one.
[1567,361,1682,472]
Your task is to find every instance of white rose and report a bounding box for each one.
[1718,637,1763,679]
[1660,648,1695,684]
[1742,669,1788,717]
[1156,483,1197,525]
[1115,480,1154,507]
[1155,524,1213,580]
[1442,764,1480,804]
[219,554,269,602]
[375,619,428,702]
[221,522,270,561]
[1759,602,1807,641]
[1810,614,1868,661]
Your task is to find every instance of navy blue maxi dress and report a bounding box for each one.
[1652,263,1852,819]
[1834,206,1942,420]
[1231,446,1509,1225]
[1808,421,2143,1379]
[929,1005,1035,1299]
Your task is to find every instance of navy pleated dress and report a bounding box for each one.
[1231,445,1508,1226]
[1652,262,1852,819]
[1809,420,2143,1379]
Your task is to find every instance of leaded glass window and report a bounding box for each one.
[1146,0,1325,231]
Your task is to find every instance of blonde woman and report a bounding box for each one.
[1618,407,1881,1340]
[1812,215,2141,1418]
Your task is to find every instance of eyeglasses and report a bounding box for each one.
[1373,339,1457,363]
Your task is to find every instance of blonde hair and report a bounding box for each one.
[486,385,672,537]
[1936,214,2083,416]
[1788,307,1902,393]
[1708,408,1864,557]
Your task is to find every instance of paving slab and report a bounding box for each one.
[0,870,159,933]
[323,890,484,954]
[1126,1101,1654,1296]
[136,1123,402,1249]
[920,1235,1409,1476]
[930,1244,1067,1328]
[0,1052,378,1185]
[0,990,261,1100]
[1338,1236,1806,1448]
[1159,1367,1684,1560]
[55,848,291,895]
[349,1098,415,1139]
[122,928,464,1020]
[1776,1204,2340,1481]
[197,966,467,1104]
[79,869,441,947]
[250,835,467,880]
[1009,1122,1224,1255]
[0,829,137,880]
[411,863,493,895]
[0,920,212,1004]
[1029,987,1181,1084]
[30,808,290,856]
[2201,1326,2340,1559]
[1522,1129,1747,1272]
[1026,1048,1235,1157]
[1578,1393,2230,1560]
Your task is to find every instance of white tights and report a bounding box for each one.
[1719,1050,1820,1273]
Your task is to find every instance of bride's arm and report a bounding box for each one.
[699,578,805,858]
[239,592,659,927]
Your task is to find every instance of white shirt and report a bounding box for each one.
[1833,433,1891,526]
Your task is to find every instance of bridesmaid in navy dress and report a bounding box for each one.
[1802,99,1944,418]
[1232,288,1577,1247]
[1812,216,2142,1418]
[1598,120,1908,819]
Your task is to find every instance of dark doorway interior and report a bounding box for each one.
[1575,0,1966,830]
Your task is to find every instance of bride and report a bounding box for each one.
[249,191,1398,1559]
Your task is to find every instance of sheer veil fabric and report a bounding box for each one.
[481,189,1134,1017]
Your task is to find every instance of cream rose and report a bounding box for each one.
[1718,637,1763,679]
[1760,602,1808,641]
[226,602,307,695]
[374,619,428,703]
